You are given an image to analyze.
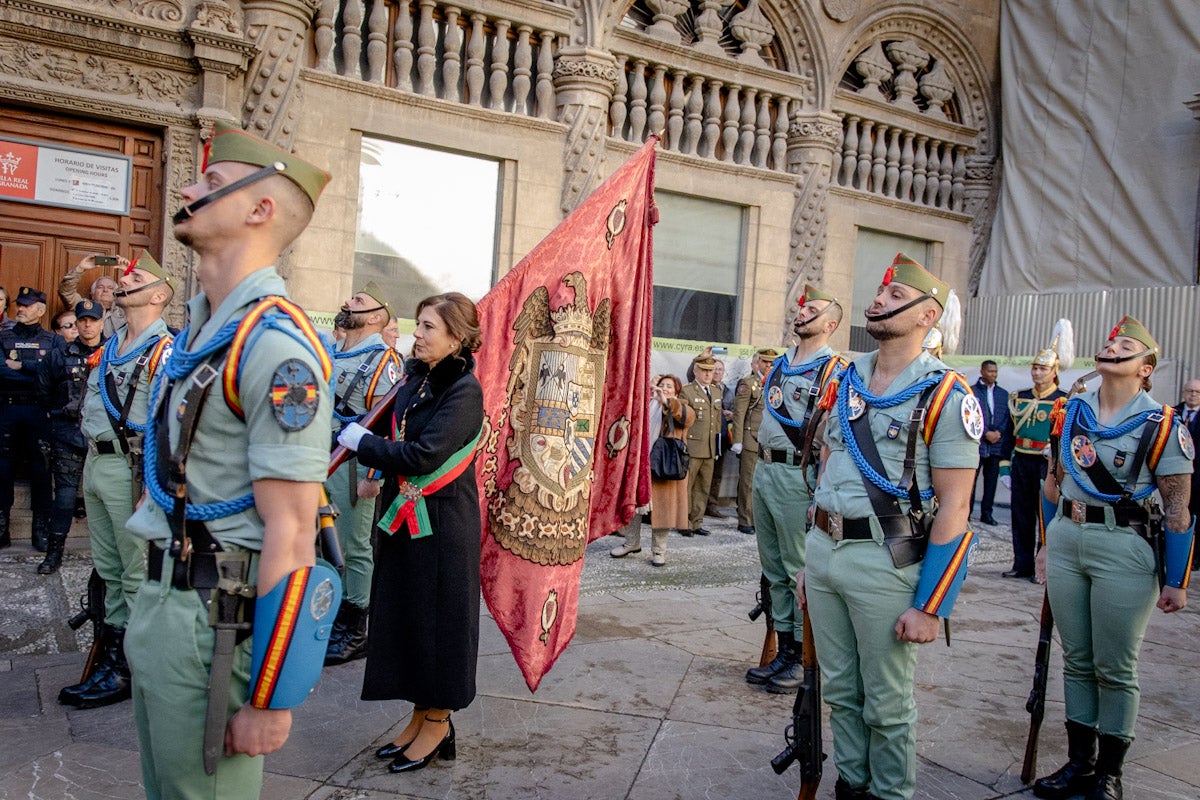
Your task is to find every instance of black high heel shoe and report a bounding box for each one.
[374,741,408,760]
[389,718,456,773]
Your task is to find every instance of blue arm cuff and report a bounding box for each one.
[248,561,341,709]
[1164,517,1195,590]
[364,468,382,481]
[913,531,975,618]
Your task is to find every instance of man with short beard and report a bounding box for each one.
[323,283,400,664]
[59,259,127,337]
[35,299,106,574]
[0,287,59,550]
[56,252,174,707]
[803,254,980,800]
[744,285,845,694]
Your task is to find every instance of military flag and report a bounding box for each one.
[476,137,658,691]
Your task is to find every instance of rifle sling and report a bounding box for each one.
[766,362,819,453]
[1066,414,1161,507]
[333,349,383,419]
[103,353,150,454]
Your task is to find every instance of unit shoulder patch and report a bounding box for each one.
[960,393,984,440]
[1180,424,1195,460]
[270,359,320,431]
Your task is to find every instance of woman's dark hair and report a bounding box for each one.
[1141,351,1156,392]
[657,374,682,394]
[415,292,482,354]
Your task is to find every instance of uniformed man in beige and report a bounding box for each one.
[679,353,724,536]
[123,121,335,799]
[729,348,778,533]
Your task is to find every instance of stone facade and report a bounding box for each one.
[0,0,1002,350]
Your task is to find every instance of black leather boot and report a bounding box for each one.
[324,602,368,664]
[323,601,350,665]
[69,625,131,709]
[1088,734,1130,800]
[37,532,67,574]
[0,509,10,549]
[746,630,794,685]
[1033,720,1098,799]
[32,514,50,552]
[765,635,805,694]
[834,775,874,800]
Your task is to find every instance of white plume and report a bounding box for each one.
[940,290,963,354]
[1051,318,1074,370]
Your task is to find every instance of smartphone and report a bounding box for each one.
[94,255,119,266]
[711,346,728,355]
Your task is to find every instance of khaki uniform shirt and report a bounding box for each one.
[731,372,765,452]
[331,332,400,433]
[679,380,723,459]
[757,344,837,453]
[81,317,171,444]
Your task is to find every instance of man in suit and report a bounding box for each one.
[679,354,723,537]
[970,360,1011,525]
[1176,378,1200,569]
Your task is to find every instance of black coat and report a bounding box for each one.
[355,353,483,710]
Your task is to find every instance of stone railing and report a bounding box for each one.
[311,0,572,118]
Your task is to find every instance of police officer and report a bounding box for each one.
[34,300,105,574]
[0,287,60,550]
[746,287,845,694]
[122,121,335,798]
[324,282,400,665]
[729,347,778,534]
[804,254,980,800]
[679,354,724,536]
[1005,337,1067,580]
[57,253,174,709]
[1033,317,1192,800]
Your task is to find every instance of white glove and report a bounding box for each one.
[1000,475,1011,491]
[730,443,743,456]
[337,422,370,452]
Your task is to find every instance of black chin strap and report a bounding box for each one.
[1095,351,1149,364]
[794,300,834,331]
[172,161,285,224]
[864,292,933,322]
[113,278,166,298]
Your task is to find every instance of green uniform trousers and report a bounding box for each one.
[82,451,145,627]
[751,460,812,635]
[686,455,715,530]
[326,458,375,606]
[126,563,261,800]
[805,527,921,800]
[1045,515,1159,739]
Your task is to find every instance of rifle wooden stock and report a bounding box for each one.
[1022,592,1054,783]
[328,374,407,477]
[796,608,823,800]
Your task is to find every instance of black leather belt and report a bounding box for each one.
[148,539,222,592]
[93,440,121,455]
[1060,499,1149,528]
[759,447,803,466]
[814,507,911,541]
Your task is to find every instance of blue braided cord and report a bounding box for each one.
[333,341,386,360]
[99,334,167,433]
[162,321,242,379]
[1059,399,1159,503]
[764,354,832,428]
[836,364,945,501]
[844,364,941,408]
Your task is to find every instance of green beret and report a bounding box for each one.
[798,283,838,307]
[1107,315,1159,355]
[205,121,330,208]
[128,250,177,294]
[358,281,393,321]
[882,253,951,308]
[756,347,780,360]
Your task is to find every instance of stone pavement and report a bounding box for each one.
[1,504,1198,800]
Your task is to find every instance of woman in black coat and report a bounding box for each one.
[336,291,483,773]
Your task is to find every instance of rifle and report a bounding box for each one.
[66,569,106,683]
[771,608,824,800]
[328,374,408,478]
[317,487,345,573]
[748,572,777,667]
[1021,489,1058,783]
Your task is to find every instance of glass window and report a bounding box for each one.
[355,138,500,313]
[652,191,743,342]
[849,229,932,352]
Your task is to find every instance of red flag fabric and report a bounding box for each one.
[476,137,658,691]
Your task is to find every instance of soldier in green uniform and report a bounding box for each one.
[324,282,400,664]
[1033,317,1192,800]
[679,354,724,536]
[745,287,845,694]
[729,347,778,534]
[57,253,174,708]
[803,254,980,800]
[123,121,337,799]
[1005,335,1068,580]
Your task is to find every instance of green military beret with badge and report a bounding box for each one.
[74,299,103,320]
[798,283,838,307]
[205,120,331,208]
[126,250,177,294]
[359,281,393,321]
[881,253,951,309]
[1106,315,1159,355]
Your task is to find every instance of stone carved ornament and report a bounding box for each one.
[0,42,195,106]
[81,0,185,24]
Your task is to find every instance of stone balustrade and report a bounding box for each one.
[312,0,570,119]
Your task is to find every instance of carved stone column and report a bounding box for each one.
[783,111,842,336]
[553,48,618,215]
[963,154,998,296]
[188,2,254,125]
[240,0,319,149]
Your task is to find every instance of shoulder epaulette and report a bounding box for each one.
[1147,405,1176,471]
[223,296,333,420]
[921,370,970,445]
[145,334,173,382]
[364,348,401,410]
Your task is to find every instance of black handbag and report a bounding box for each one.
[650,406,690,481]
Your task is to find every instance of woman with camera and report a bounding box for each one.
[611,374,695,566]
[335,292,484,774]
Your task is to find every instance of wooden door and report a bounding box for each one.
[0,105,164,316]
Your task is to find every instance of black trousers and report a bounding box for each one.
[47,439,86,536]
[0,402,51,516]
[1009,453,1046,575]
[971,454,1002,519]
